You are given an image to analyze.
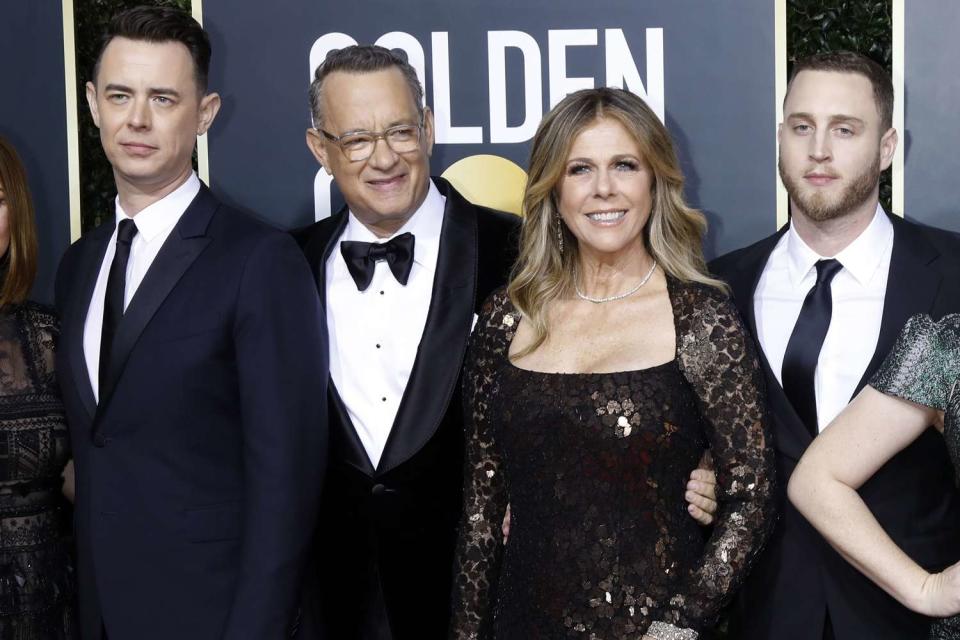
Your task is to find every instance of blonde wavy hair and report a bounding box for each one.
[508,87,725,358]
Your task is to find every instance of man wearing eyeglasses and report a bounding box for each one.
[294,45,520,640]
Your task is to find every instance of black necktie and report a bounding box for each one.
[781,258,844,437]
[99,218,138,398]
[340,232,415,292]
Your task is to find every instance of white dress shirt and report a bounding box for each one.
[326,181,446,467]
[83,173,201,402]
[754,204,893,432]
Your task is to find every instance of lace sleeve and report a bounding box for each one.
[870,313,960,412]
[24,302,59,387]
[449,289,514,640]
[659,283,777,635]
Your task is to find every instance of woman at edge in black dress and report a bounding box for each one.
[0,136,75,638]
[449,88,776,640]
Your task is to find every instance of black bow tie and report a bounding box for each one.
[340,232,416,291]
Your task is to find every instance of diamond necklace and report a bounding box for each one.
[575,260,658,304]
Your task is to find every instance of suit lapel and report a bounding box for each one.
[65,221,114,419]
[306,208,375,475]
[721,227,814,461]
[95,187,216,415]
[852,215,941,395]
[376,178,477,474]
[303,208,348,309]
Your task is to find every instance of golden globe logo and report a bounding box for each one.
[441,155,526,216]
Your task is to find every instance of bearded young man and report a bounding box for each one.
[712,51,960,640]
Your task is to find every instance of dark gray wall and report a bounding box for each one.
[0,3,72,304]
[204,0,778,259]
[905,3,960,232]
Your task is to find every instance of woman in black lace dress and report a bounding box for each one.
[449,88,776,640]
[0,137,75,638]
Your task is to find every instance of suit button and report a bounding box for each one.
[371,483,386,496]
[93,433,107,447]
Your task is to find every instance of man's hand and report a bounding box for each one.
[502,504,511,543]
[61,459,75,504]
[686,452,717,526]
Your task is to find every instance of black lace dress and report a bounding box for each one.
[450,279,776,640]
[0,302,74,639]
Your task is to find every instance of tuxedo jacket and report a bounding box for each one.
[54,186,328,640]
[294,177,520,639]
[711,214,960,640]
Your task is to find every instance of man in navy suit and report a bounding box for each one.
[54,7,327,639]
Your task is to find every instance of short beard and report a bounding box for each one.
[778,155,880,222]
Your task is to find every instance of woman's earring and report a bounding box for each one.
[556,215,564,254]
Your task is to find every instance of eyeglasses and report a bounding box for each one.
[317,120,423,162]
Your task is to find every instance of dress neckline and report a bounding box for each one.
[504,275,682,376]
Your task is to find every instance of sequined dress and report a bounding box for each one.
[0,302,74,639]
[450,280,776,640]
[871,313,960,640]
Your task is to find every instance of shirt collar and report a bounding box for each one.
[785,204,892,286]
[115,173,201,242]
[343,179,446,271]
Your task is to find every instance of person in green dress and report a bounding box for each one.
[790,313,960,639]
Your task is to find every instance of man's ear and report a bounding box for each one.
[879,126,898,172]
[422,106,435,158]
[86,81,101,129]
[306,128,332,176]
[197,92,222,136]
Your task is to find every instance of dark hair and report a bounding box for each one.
[92,5,212,92]
[786,51,893,130]
[309,44,424,127]
[0,137,38,306]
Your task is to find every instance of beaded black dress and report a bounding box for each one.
[871,313,960,640]
[450,279,776,640]
[0,302,74,639]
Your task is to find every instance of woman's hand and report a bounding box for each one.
[686,467,717,526]
[917,562,960,617]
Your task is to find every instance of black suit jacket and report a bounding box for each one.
[294,177,520,639]
[55,186,328,640]
[711,214,960,640]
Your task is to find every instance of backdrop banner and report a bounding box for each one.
[203,0,778,258]
[904,2,960,232]
[0,3,71,303]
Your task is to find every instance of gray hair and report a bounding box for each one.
[309,44,424,128]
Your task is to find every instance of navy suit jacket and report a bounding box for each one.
[712,214,960,640]
[55,185,328,640]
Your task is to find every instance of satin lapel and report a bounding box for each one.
[306,208,372,474]
[852,216,941,396]
[376,182,477,474]
[329,381,376,475]
[64,221,114,419]
[306,207,349,310]
[96,188,216,414]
